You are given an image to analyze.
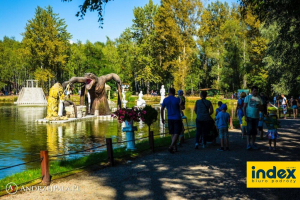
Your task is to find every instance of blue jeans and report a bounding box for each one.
[196,119,210,145]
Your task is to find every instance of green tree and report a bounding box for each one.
[240,0,300,94]
[132,0,161,94]
[62,0,112,28]
[22,6,71,90]
[155,0,202,92]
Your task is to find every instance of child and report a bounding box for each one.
[241,115,247,139]
[265,115,280,151]
[177,90,186,147]
[215,104,230,151]
[215,101,223,116]
[258,106,264,140]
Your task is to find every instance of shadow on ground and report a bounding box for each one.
[81,119,300,199]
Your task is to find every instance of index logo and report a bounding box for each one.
[247,162,300,188]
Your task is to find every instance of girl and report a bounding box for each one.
[291,97,298,119]
[265,115,280,151]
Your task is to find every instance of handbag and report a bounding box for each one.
[201,99,218,139]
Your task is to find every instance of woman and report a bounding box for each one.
[291,97,298,119]
[236,92,246,139]
[194,91,214,149]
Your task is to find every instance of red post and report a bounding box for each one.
[106,138,114,166]
[149,131,154,153]
[40,150,50,185]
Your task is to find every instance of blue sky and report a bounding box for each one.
[0,0,238,43]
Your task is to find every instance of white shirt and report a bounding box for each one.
[282,97,287,105]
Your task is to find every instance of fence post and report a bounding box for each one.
[149,131,154,153]
[40,150,50,185]
[279,110,281,118]
[106,138,114,166]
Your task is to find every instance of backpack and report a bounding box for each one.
[239,98,245,109]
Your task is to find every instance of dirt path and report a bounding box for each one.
[2,119,300,200]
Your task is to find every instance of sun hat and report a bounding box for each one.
[220,104,227,110]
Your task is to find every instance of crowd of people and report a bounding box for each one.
[160,86,297,154]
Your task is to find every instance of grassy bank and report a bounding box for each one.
[0,95,18,102]
[0,130,196,193]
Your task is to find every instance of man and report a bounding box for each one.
[281,94,289,119]
[243,86,263,150]
[161,88,182,154]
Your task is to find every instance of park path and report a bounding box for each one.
[1,119,300,200]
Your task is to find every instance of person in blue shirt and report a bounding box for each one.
[161,88,181,154]
[215,104,230,151]
[236,92,246,138]
[215,101,223,116]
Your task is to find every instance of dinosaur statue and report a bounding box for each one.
[62,73,122,115]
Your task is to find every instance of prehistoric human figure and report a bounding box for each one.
[46,83,65,119]
[62,73,122,115]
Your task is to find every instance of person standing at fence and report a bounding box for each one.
[161,88,181,154]
[291,97,298,119]
[194,91,214,149]
[236,92,246,138]
[243,86,263,150]
[177,90,186,147]
[281,94,288,119]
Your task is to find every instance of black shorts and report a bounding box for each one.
[168,119,182,135]
[246,118,259,135]
[258,126,263,131]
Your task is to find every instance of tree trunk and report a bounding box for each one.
[147,81,150,95]
[243,39,246,89]
[191,76,194,96]
[217,50,220,89]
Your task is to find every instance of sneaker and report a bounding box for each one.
[195,143,199,149]
[252,145,259,150]
[225,147,230,151]
[217,148,224,151]
[168,147,174,154]
[247,145,252,150]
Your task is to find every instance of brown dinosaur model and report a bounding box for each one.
[62,73,122,115]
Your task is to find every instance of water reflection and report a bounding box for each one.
[0,102,236,179]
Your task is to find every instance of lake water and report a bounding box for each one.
[0,102,237,179]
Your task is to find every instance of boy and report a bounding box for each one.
[215,101,223,116]
[258,106,264,140]
[177,90,185,147]
[215,104,230,151]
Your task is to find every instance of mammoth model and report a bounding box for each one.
[62,73,122,115]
